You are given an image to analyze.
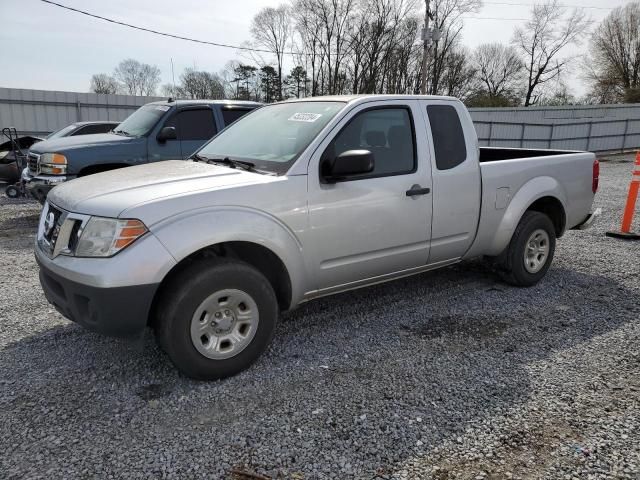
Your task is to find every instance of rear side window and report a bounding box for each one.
[166,109,217,140]
[427,104,467,170]
[222,108,252,126]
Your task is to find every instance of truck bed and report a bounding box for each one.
[479,147,576,162]
[464,147,597,259]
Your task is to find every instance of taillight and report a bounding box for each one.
[592,159,599,193]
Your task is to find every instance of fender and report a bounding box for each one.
[468,176,568,258]
[150,205,308,305]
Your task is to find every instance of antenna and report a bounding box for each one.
[170,57,176,97]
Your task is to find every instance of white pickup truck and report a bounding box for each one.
[35,95,599,379]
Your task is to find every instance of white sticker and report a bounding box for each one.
[155,105,171,111]
[288,112,322,123]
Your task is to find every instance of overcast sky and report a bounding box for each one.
[0,0,630,97]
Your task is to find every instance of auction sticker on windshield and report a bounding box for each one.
[155,105,171,111]
[288,113,322,122]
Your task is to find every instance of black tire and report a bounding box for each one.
[497,211,556,287]
[154,258,278,380]
[5,185,19,198]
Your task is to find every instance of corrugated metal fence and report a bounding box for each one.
[2,87,640,152]
[472,118,640,153]
[0,88,164,137]
[469,104,640,153]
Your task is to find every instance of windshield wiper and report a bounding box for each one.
[191,153,209,163]
[191,154,276,175]
[113,129,133,137]
[205,156,257,172]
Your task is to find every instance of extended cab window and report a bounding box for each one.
[326,107,416,177]
[427,104,467,170]
[222,108,252,126]
[166,109,217,140]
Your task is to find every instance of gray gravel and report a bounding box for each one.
[1,156,639,480]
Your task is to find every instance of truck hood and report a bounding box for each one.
[48,160,283,220]
[29,133,132,153]
[29,133,145,175]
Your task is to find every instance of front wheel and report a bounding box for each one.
[154,259,278,380]
[497,211,556,287]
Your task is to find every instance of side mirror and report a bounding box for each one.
[157,126,177,142]
[323,149,374,182]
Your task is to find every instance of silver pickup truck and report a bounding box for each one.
[35,95,599,379]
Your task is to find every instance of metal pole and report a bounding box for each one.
[622,118,630,152]
[420,0,431,95]
[488,121,493,147]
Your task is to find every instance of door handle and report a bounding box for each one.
[406,184,431,197]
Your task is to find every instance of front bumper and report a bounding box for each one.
[34,204,177,336]
[37,256,159,337]
[22,168,74,202]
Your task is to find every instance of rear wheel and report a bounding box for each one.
[497,211,556,287]
[154,259,278,380]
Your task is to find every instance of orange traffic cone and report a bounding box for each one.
[606,151,640,240]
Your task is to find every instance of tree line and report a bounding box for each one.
[90,0,640,107]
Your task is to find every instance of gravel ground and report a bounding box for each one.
[0,157,639,480]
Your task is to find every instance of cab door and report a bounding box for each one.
[306,100,433,292]
[419,100,481,263]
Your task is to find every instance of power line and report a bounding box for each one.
[39,0,296,56]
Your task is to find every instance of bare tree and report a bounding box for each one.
[427,0,483,95]
[439,46,476,99]
[113,59,161,96]
[90,73,118,94]
[179,68,225,99]
[292,0,357,95]
[161,83,180,98]
[472,43,523,100]
[251,5,291,100]
[585,2,640,103]
[513,0,590,106]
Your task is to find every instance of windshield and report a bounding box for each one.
[114,104,171,137]
[46,124,78,139]
[197,101,344,174]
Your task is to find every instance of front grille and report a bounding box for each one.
[43,204,63,251]
[28,153,39,174]
[37,203,90,258]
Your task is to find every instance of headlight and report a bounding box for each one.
[75,217,147,257]
[40,153,67,175]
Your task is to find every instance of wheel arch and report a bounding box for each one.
[149,240,293,328]
[478,176,568,257]
[146,207,308,325]
[525,196,566,238]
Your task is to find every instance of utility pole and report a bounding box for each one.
[420,0,431,95]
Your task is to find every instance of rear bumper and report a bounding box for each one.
[37,256,158,337]
[572,208,601,231]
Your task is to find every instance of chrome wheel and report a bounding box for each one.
[524,228,550,274]
[190,289,259,360]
